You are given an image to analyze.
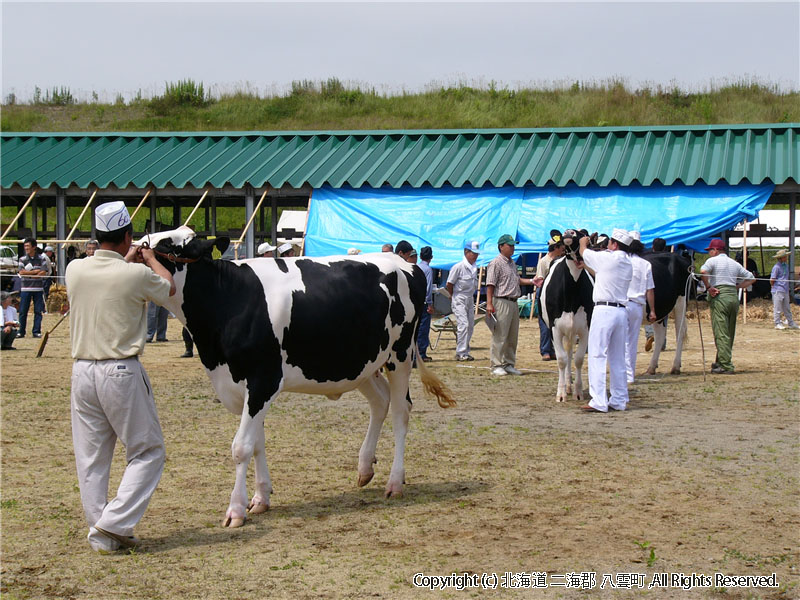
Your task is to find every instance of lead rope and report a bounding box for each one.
[688,270,707,382]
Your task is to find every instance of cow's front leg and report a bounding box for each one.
[356,372,391,487]
[670,299,688,374]
[384,364,412,497]
[225,407,268,527]
[645,320,668,375]
[248,423,271,515]
[573,332,589,401]
[553,331,569,402]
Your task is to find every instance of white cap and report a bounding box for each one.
[258,242,276,255]
[44,245,54,252]
[612,228,633,246]
[278,243,293,255]
[464,240,481,254]
[347,248,361,255]
[95,201,131,232]
[630,231,641,241]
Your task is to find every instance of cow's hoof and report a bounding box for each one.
[358,472,375,487]
[645,368,656,375]
[385,488,404,499]
[670,367,681,375]
[556,396,565,403]
[223,515,246,528]
[248,502,269,515]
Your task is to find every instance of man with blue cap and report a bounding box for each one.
[66,201,175,553]
[446,240,481,361]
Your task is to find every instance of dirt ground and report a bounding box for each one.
[2,300,798,599]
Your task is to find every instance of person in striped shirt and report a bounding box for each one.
[700,239,755,374]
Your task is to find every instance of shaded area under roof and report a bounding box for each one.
[2,124,798,192]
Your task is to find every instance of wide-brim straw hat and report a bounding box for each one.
[773,249,789,258]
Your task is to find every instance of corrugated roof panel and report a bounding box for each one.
[1,124,797,191]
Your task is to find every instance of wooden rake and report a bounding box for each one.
[36,310,69,358]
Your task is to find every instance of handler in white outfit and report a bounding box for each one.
[579,229,633,412]
[624,232,656,383]
[66,201,175,553]
[446,241,481,361]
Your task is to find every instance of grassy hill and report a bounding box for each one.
[2,79,797,132]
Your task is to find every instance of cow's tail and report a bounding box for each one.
[415,344,457,408]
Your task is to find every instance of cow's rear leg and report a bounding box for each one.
[248,424,272,515]
[645,320,668,375]
[384,361,412,497]
[670,299,688,374]
[356,371,391,488]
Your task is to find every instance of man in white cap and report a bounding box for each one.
[277,243,295,257]
[446,240,481,361]
[578,228,633,412]
[257,242,276,257]
[65,200,175,553]
[624,232,657,383]
[770,249,798,330]
[486,234,536,376]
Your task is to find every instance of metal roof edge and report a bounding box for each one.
[3,123,799,139]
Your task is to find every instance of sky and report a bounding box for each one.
[1,1,798,102]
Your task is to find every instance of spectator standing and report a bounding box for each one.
[700,238,755,374]
[65,200,175,552]
[43,245,56,303]
[485,234,536,376]
[446,241,480,361]
[257,242,276,257]
[85,240,99,257]
[2,291,20,350]
[625,234,657,383]
[17,237,50,338]
[417,246,434,362]
[578,229,634,412]
[395,240,416,264]
[533,234,565,361]
[146,302,169,342]
[277,243,296,257]
[770,249,798,330]
[381,243,394,253]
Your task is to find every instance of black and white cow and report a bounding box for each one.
[540,230,595,402]
[143,227,455,527]
[642,252,693,375]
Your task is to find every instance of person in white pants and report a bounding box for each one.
[66,201,175,553]
[625,233,657,383]
[579,229,633,412]
[446,241,481,361]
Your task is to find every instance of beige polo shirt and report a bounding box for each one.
[486,254,521,299]
[66,249,172,360]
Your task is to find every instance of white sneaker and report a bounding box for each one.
[504,366,523,376]
[776,323,786,330]
[491,367,508,377]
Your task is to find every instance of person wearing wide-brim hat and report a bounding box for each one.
[699,238,756,374]
[65,200,176,553]
[485,234,536,376]
[770,248,798,330]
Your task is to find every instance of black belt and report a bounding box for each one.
[496,296,518,301]
[595,301,625,308]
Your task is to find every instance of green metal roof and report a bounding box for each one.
[2,124,798,191]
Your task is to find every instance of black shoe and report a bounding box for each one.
[16,334,25,339]
[180,351,193,358]
[32,333,42,338]
[711,366,734,375]
[156,338,168,343]
[1,346,16,350]
[146,338,154,343]
[421,356,433,363]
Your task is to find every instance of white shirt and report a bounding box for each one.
[3,304,19,326]
[447,257,478,297]
[627,255,655,305]
[582,248,632,304]
[701,254,753,288]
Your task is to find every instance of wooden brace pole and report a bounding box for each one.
[129,189,152,221]
[742,219,748,324]
[474,267,484,316]
[183,189,210,228]
[65,189,98,242]
[299,189,313,257]
[0,189,38,242]
[235,188,270,248]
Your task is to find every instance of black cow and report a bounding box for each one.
[540,229,595,402]
[642,252,693,375]
[143,227,455,527]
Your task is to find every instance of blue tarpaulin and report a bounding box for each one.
[305,183,774,269]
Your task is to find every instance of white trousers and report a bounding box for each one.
[773,291,796,326]
[624,302,644,383]
[451,293,475,358]
[587,306,629,412]
[71,357,165,551]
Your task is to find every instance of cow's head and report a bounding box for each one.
[136,226,230,273]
